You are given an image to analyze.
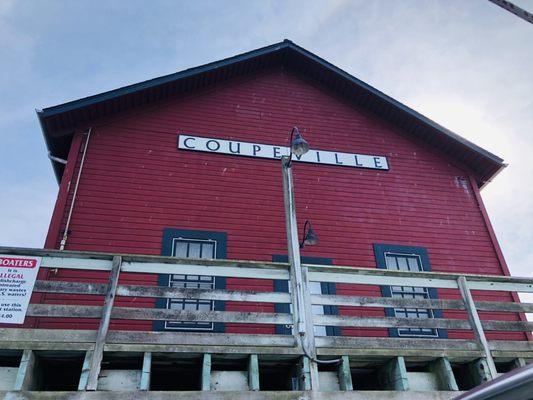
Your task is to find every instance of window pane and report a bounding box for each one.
[407,257,421,271]
[397,257,408,271]
[385,255,398,270]
[201,243,215,259]
[174,242,188,258]
[188,243,201,258]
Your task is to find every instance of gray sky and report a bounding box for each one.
[1,0,532,286]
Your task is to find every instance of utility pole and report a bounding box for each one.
[488,0,533,24]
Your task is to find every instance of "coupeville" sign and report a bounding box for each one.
[178,134,389,170]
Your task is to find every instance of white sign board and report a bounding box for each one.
[0,255,41,324]
[178,135,389,170]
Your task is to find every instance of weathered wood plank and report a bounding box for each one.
[33,281,107,295]
[248,354,259,391]
[481,320,533,332]
[0,329,96,343]
[86,255,122,391]
[306,262,533,287]
[121,261,288,280]
[27,304,103,318]
[112,308,292,324]
[103,344,303,355]
[309,270,458,290]
[312,294,465,310]
[0,390,466,399]
[316,337,479,351]
[28,304,295,325]
[105,331,295,347]
[115,286,291,303]
[475,300,533,313]
[314,315,471,330]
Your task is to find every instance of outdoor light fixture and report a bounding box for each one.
[300,220,318,248]
[289,126,310,158]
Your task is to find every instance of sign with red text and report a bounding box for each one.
[0,255,41,324]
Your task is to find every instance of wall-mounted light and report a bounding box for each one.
[300,220,318,249]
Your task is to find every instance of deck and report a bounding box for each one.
[0,246,531,399]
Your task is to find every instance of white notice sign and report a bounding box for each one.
[178,134,389,170]
[0,255,41,324]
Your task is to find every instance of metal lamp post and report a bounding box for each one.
[281,127,320,389]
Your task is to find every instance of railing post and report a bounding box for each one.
[301,266,319,389]
[86,255,122,391]
[457,275,498,379]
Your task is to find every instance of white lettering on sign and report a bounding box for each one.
[0,255,41,324]
[178,135,389,170]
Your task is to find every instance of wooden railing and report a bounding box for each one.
[0,246,532,394]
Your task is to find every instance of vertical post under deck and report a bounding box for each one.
[201,353,212,391]
[248,354,260,391]
[139,352,152,391]
[14,350,37,391]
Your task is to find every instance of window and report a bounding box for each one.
[273,255,340,337]
[374,244,446,339]
[155,229,227,332]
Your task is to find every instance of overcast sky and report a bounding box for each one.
[1,0,532,285]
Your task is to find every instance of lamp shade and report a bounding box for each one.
[291,128,310,156]
[303,225,318,246]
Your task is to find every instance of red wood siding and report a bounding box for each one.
[41,68,525,339]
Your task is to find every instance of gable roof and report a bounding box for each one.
[37,39,505,187]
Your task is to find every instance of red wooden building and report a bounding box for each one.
[36,40,524,342]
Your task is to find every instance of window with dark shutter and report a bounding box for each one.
[155,229,227,332]
[374,244,447,339]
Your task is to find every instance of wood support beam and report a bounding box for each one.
[468,358,492,387]
[14,350,38,391]
[378,357,409,391]
[201,354,211,391]
[139,352,151,391]
[248,354,259,391]
[295,356,311,391]
[514,357,527,368]
[86,255,122,391]
[429,357,458,391]
[337,355,353,391]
